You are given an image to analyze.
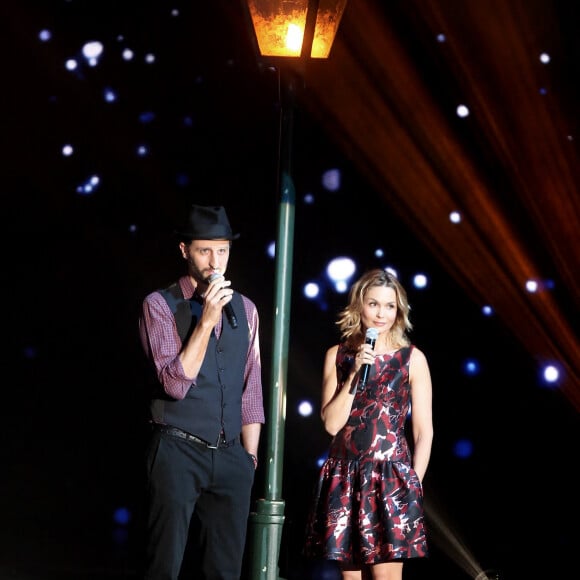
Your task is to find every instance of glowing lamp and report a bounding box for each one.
[243,0,347,58]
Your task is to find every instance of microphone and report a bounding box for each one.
[358,327,379,389]
[207,273,238,329]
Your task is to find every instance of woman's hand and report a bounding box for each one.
[354,342,375,373]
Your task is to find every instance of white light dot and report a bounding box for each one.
[327,257,356,287]
[304,282,320,299]
[298,400,314,417]
[525,279,539,293]
[456,104,470,118]
[104,88,117,102]
[542,364,559,383]
[82,41,103,60]
[39,29,52,42]
[482,305,494,316]
[449,210,462,223]
[413,273,428,289]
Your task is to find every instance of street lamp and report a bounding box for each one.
[244,0,347,59]
[241,1,348,579]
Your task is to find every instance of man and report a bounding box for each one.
[139,204,265,579]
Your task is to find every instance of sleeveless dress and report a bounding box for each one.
[304,343,428,565]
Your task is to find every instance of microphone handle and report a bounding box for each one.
[359,363,372,387]
[224,303,238,329]
[357,336,376,390]
[349,339,376,394]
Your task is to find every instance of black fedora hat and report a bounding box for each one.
[174,205,240,241]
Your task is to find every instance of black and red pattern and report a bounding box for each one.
[304,345,428,565]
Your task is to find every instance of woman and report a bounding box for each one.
[304,269,433,580]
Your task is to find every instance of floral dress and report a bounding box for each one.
[304,344,428,565]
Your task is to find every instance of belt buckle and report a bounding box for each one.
[212,432,229,449]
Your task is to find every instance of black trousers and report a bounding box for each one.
[143,428,256,580]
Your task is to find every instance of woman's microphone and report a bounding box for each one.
[358,327,379,388]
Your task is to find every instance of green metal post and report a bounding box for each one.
[249,68,296,580]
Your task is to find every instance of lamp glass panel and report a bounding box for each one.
[246,0,309,57]
[311,0,348,58]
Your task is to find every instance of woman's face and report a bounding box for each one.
[360,285,398,337]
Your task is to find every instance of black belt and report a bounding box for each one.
[155,424,237,449]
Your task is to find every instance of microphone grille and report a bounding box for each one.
[366,328,379,340]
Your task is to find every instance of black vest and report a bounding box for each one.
[150,282,249,444]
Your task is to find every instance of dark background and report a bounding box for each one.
[2,1,578,579]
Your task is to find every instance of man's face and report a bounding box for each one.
[179,239,231,283]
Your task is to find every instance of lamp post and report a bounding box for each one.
[241,2,348,579]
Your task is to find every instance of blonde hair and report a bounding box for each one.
[337,269,412,349]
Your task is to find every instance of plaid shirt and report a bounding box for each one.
[139,275,265,426]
